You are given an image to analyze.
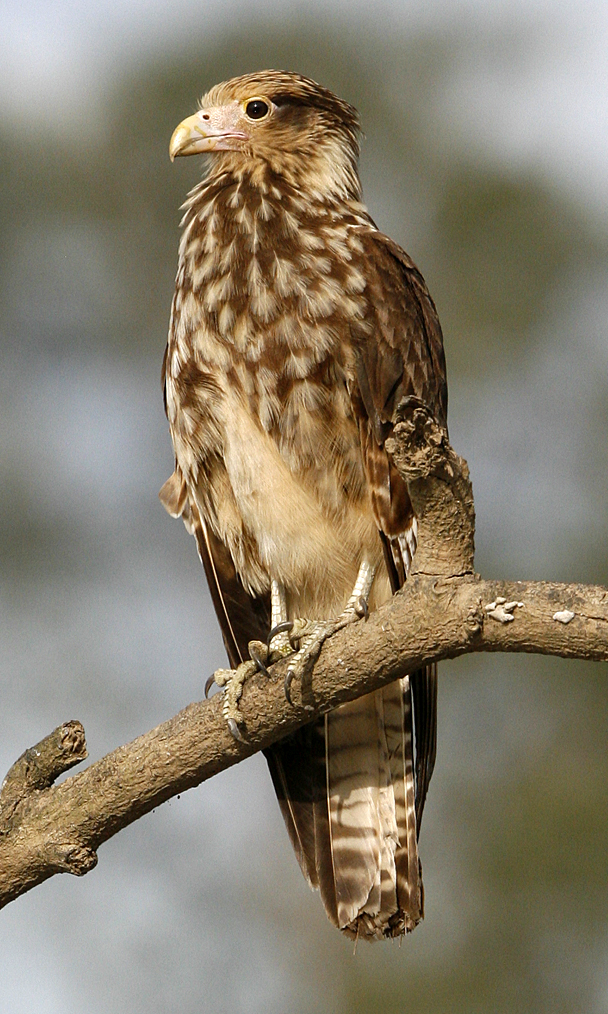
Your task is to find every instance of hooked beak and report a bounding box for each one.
[169,105,248,159]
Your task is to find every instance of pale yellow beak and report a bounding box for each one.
[169,105,248,160]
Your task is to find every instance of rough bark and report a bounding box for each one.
[1,399,606,910]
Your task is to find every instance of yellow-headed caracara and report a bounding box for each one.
[161,70,447,941]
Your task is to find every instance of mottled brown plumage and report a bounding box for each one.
[161,70,447,940]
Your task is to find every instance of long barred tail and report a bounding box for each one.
[325,679,422,939]
[266,678,423,941]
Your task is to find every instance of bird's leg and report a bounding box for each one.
[267,579,295,658]
[207,580,292,742]
[210,563,376,736]
[284,560,376,705]
[340,558,377,621]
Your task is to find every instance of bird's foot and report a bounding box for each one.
[210,594,366,732]
[206,639,277,742]
[282,598,369,706]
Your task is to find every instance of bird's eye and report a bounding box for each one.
[245,99,269,120]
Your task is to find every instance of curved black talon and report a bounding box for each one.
[227,717,246,743]
[204,674,216,698]
[284,669,295,706]
[355,596,369,620]
[267,620,294,647]
[249,644,271,678]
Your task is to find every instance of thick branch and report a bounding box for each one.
[1,396,606,909]
[1,574,606,910]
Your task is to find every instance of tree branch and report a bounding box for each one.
[1,400,606,910]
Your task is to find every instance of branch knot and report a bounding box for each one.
[387,397,476,577]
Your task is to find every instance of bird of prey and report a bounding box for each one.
[161,70,447,941]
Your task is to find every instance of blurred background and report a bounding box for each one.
[1,0,608,1011]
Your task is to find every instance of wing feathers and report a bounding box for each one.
[411,662,438,829]
[265,723,339,926]
[350,231,444,840]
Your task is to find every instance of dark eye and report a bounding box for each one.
[245,99,269,120]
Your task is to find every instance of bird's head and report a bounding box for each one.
[169,70,362,198]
